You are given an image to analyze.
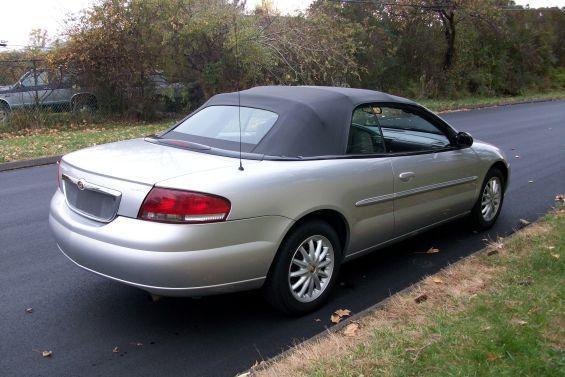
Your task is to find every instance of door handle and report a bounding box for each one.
[399,171,416,182]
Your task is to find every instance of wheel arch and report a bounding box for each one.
[279,208,350,257]
[491,160,509,191]
[71,92,97,106]
[0,99,10,110]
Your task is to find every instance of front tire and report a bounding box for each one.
[470,167,505,230]
[263,220,342,315]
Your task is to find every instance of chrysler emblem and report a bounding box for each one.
[77,179,86,191]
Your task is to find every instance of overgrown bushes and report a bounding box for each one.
[1,0,564,123]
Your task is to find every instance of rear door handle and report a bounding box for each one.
[399,171,416,182]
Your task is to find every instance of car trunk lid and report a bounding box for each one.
[60,138,244,220]
[62,138,239,184]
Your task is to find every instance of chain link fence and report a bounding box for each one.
[0,59,193,132]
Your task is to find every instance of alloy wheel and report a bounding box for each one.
[288,235,335,303]
[481,176,502,222]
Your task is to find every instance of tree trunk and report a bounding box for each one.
[440,10,456,71]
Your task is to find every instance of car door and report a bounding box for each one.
[19,70,51,106]
[46,69,71,109]
[375,105,481,236]
[344,104,395,254]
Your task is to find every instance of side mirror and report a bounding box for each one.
[456,131,473,148]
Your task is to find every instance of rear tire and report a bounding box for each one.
[470,167,505,230]
[263,220,342,315]
[72,95,97,113]
[0,102,10,124]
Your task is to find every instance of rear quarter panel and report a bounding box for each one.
[159,157,395,254]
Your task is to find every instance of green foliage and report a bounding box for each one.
[1,0,563,123]
[44,0,362,115]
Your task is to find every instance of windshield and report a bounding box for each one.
[166,105,278,152]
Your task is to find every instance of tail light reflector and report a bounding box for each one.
[138,188,231,224]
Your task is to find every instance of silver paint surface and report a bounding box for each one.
[49,136,508,296]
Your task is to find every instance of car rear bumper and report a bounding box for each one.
[49,190,292,296]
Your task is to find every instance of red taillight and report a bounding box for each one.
[138,188,231,224]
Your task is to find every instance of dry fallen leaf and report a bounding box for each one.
[551,253,560,260]
[42,350,52,358]
[547,246,555,250]
[343,322,360,337]
[432,277,443,284]
[335,309,351,317]
[486,353,497,361]
[112,346,120,353]
[415,294,428,304]
[488,240,504,253]
[519,219,530,227]
[331,309,351,324]
[25,308,33,314]
[510,318,528,326]
[427,247,440,254]
[330,314,342,324]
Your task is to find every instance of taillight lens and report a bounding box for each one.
[138,188,231,224]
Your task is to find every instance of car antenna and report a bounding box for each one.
[234,11,244,171]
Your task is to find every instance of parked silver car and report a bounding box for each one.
[49,86,509,314]
[0,69,96,121]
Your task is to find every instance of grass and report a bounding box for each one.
[255,207,565,377]
[1,90,564,163]
[420,89,565,112]
[0,120,174,163]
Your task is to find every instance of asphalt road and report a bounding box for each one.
[1,101,564,377]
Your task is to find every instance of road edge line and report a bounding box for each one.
[0,155,61,172]
[435,97,564,114]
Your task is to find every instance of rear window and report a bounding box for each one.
[168,105,278,151]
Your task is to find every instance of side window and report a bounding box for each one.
[46,70,61,86]
[21,71,49,87]
[377,106,451,153]
[347,105,386,155]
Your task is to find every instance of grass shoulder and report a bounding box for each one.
[421,89,565,112]
[254,208,564,377]
[0,120,174,163]
[1,90,564,164]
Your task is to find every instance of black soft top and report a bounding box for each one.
[174,86,418,158]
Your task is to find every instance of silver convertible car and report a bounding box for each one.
[49,86,509,314]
